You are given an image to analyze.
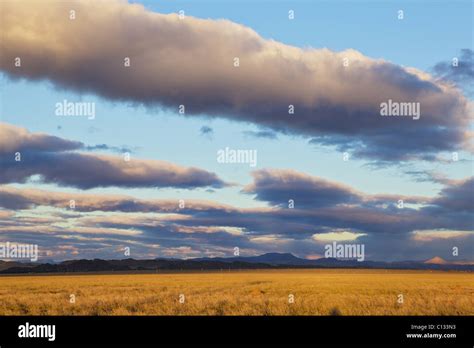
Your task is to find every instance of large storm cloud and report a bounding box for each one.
[0,0,472,162]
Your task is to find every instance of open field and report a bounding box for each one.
[0,269,472,315]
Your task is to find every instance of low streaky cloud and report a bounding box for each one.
[0,224,142,237]
[0,185,237,213]
[2,168,470,235]
[85,144,132,154]
[0,122,82,154]
[0,123,130,154]
[1,167,472,261]
[1,1,471,162]
[0,123,228,189]
[412,229,473,242]
[0,210,14,219]
[243,130,278,140]
[1,177,472,260]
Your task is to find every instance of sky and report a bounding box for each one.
[0,0,473,262]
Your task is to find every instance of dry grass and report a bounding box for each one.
[0,269,472,315]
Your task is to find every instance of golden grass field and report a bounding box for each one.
[0,269,472,315]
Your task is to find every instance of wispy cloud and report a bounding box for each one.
[243,130,278,140]
[199,125,213,139]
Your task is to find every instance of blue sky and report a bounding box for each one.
[0,0,472,261]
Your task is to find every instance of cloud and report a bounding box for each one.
[1,0,471,162]
[430,177,474,213]
[84,144,132,154]
[0,123,228,189]
[243,130,278,140]
[1,169,470,236]
[199,125,213,138]
[3,166,470,240]
[1,152,227,189]
[0,122,82,154]
[312,231,367,242]
[243,168,429,208]
[1,168,473,261]
[0,210,14,219]
[242,169,472,237]
[403,170,452,184]
[200,126,214,136]
[411,229,473,242]
[433,49,474,95]
[243,169,362,207]
[0,224,141,236]
[0,185,236,213]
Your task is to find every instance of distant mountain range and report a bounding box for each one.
[0,253,472,274]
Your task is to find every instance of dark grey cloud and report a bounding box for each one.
[242,168,428,209]
[433,49,474,95]
[85,144,132,154]
[199,125,213,139]
[0,123,228,189]
[242,169,361,208]
[240,169,472,235]
[310,124,470,163]
[243,130,278,140]
[200,126,213,135]
[0,152,227,189]
[430,177,474,213]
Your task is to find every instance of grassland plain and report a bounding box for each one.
[0,269,472,315]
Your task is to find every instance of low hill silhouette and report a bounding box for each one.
[0,253,472,274]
